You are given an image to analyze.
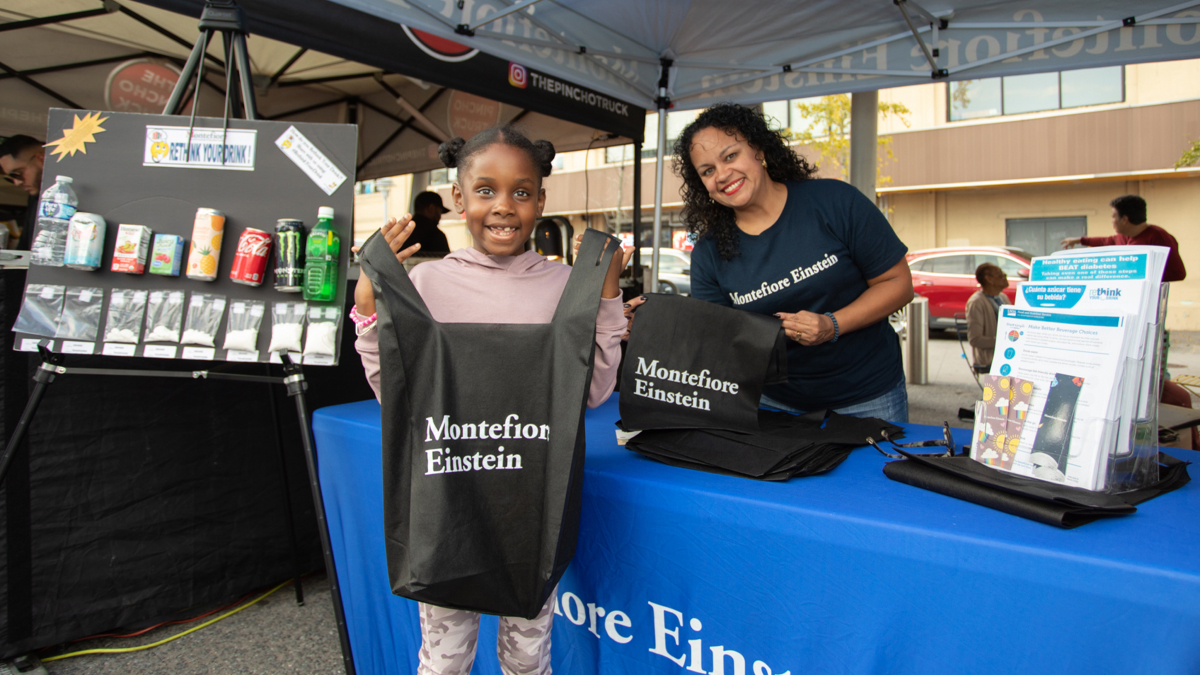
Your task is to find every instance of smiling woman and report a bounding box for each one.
[669,103,915,422]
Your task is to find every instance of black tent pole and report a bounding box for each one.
[279,354,357,675]
[0,346,60,487]
[633,141,642,293]
[267,372,306,606]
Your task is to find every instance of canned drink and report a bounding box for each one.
[186,207,225,281]
[274,219,305,292]
[230,228,273,286]
[64,212,106,270]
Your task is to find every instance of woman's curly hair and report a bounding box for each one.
[672,103,817,260]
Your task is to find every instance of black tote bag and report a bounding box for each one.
[883,451,1190,528]
[619,294,787,432]
[360,228,619,619]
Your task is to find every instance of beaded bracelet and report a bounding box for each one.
[824,311,839,343]
[350,305,378,335]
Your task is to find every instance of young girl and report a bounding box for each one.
[352,126,629,675]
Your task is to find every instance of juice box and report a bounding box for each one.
[149,234,185,276]
[111,224,152,274]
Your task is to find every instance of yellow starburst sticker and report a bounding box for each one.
[45,111,108,160]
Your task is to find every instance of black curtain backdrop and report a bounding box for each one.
[0,288,374,657]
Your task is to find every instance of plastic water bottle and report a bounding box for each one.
[31,176,78,267]
[302,206,340,302]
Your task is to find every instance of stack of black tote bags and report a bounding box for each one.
[618,294,903,480]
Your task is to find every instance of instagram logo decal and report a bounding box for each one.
[509,62,528,88]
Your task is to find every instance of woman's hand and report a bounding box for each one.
[776,310,836,346]
[623,295,647,341]
[775,258,914,347]
[1061,236,1083,249]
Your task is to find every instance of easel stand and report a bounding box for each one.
[0,347,357,675]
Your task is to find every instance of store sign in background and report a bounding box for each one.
[446,91,502,139]
[105,60,181,114]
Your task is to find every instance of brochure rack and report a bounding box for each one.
[1106,282,1170,493]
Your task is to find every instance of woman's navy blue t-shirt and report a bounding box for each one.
[690,179,907,411]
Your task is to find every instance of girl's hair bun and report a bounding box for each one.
[531,139,556,177]
[438,137,467,168]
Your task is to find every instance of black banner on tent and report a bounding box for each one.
[139,0,646,142]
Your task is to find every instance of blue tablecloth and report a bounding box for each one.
[313,399,1200,675]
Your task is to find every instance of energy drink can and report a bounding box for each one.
[64,212,106,270]
[274,219,305,292]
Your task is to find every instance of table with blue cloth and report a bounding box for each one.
[312,398,1200,675]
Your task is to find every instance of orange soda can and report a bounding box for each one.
[186,208,225,280]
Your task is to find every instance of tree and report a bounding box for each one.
[787,95,911,186]
[1176,138,1200,169]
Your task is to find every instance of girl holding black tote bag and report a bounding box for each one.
[352,127,630,675]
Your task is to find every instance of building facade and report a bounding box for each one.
[354,58,1200,328]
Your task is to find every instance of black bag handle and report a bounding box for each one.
[551,228,621,323]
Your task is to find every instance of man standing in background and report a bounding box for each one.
[1063,195,1194,449]
[0,135,46,250]
[965,263,1010,371]
[399,191,451,254]
[1061,194,1186,282]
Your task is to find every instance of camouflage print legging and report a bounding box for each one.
[417,590,556,675]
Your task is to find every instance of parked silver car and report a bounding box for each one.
[628,247,692,295]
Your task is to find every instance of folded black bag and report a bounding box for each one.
[619,294,787,433]
[626,410,904,481]
[883,451,1190,528]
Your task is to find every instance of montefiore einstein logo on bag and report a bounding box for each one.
[632,358,740,411]
[422,414,548,475]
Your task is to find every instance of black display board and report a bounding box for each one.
[15,109,356,365]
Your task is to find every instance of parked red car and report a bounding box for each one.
[906,246,1032,330]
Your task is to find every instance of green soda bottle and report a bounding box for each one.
[302,206,340,302]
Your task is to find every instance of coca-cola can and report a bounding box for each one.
[229,228,273,286]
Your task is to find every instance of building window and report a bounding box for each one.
[605,110,704,163]
[1006,216,1086,258]
[762,97,822,137]
[605,145,635,163]
[428,167,457,185]
[948,66,1124,122]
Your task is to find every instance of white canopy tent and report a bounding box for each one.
[319,0,1200,284]
[7,0,1200,284]
[0,0,643,182]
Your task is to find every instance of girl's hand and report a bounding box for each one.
[602,240,633,299]
[382,215,422,263]
[776,310,836,346]
[622,295,647,341]
[354,216,422,318]
[354,274,376,318]
[573,233,631,299]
